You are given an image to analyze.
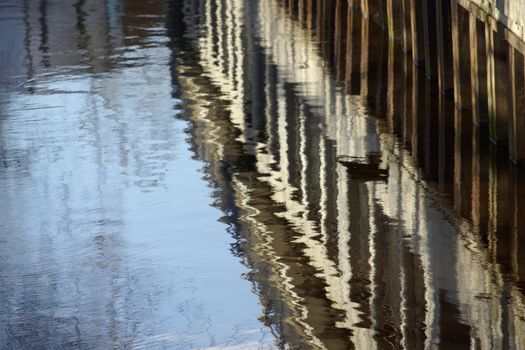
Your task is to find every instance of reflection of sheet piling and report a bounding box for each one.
[178,0,525,348]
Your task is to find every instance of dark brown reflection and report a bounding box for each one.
[170,0,525,348]
[3,0,169,91]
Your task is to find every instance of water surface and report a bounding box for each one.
[0,1,274,348]
[1,0,525,349]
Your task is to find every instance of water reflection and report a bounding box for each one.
[2,0,525,348]
[172,0,525,348]
[0,0,274,348]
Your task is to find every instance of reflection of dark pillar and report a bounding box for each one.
[470,15,489,125]
[345,3,354,92]
[387,42,395,132]
[371,200,402,348]
[321,0,336,66]
[438,291,471,349]
[401,250,426,349]
[453,108,473,215]
[165,0,187,100]
[334,0,348,81]
[451,2,471,110]
[39,0,50,67]
[424,79,439,179]
[485,23,497,138]
[287,0,297,17]
[411,65,424,159]
[486,24,510,144]
[394,0,403,40]
[409,0,425,65]
[385,0,404,40]
[315,0,322,35]
[422,0,437,78]
[316,1,335,67]
[376,0,387,27]
[438,95,455,194]
[306,0,313,30]
[368,0,379,21]
[453,107,462,212]
[360,15,369,97]
[361,0,369,18]
[369,15,388,118]
[438,94,444,191]
[386,0,402,40]
[386,0,394,39]
[435,0,453,95]
[493,27,510,145]
[471,126,490,244]
[402,52,413,146]
[508,48,525,162]
[393,45,405,136]
[512,164,525,288]
[400,0,411,52]
[347,182,372,330]
[488,147,511,269]
[347,6,362,95]
[298,0,304,24]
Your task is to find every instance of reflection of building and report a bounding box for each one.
[1,0,169,89]
[175,0,525,348]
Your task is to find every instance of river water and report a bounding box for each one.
[1,0,525,349]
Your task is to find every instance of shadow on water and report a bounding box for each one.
[1,0,525,348]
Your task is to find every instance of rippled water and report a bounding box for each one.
[1,0,525,349]
[0,1,274,349]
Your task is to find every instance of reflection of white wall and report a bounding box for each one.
[259,0,382,161]
[255,1,525,349]
[198,0,247,140]
[190,0,525,347]
[456,0,525,45]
